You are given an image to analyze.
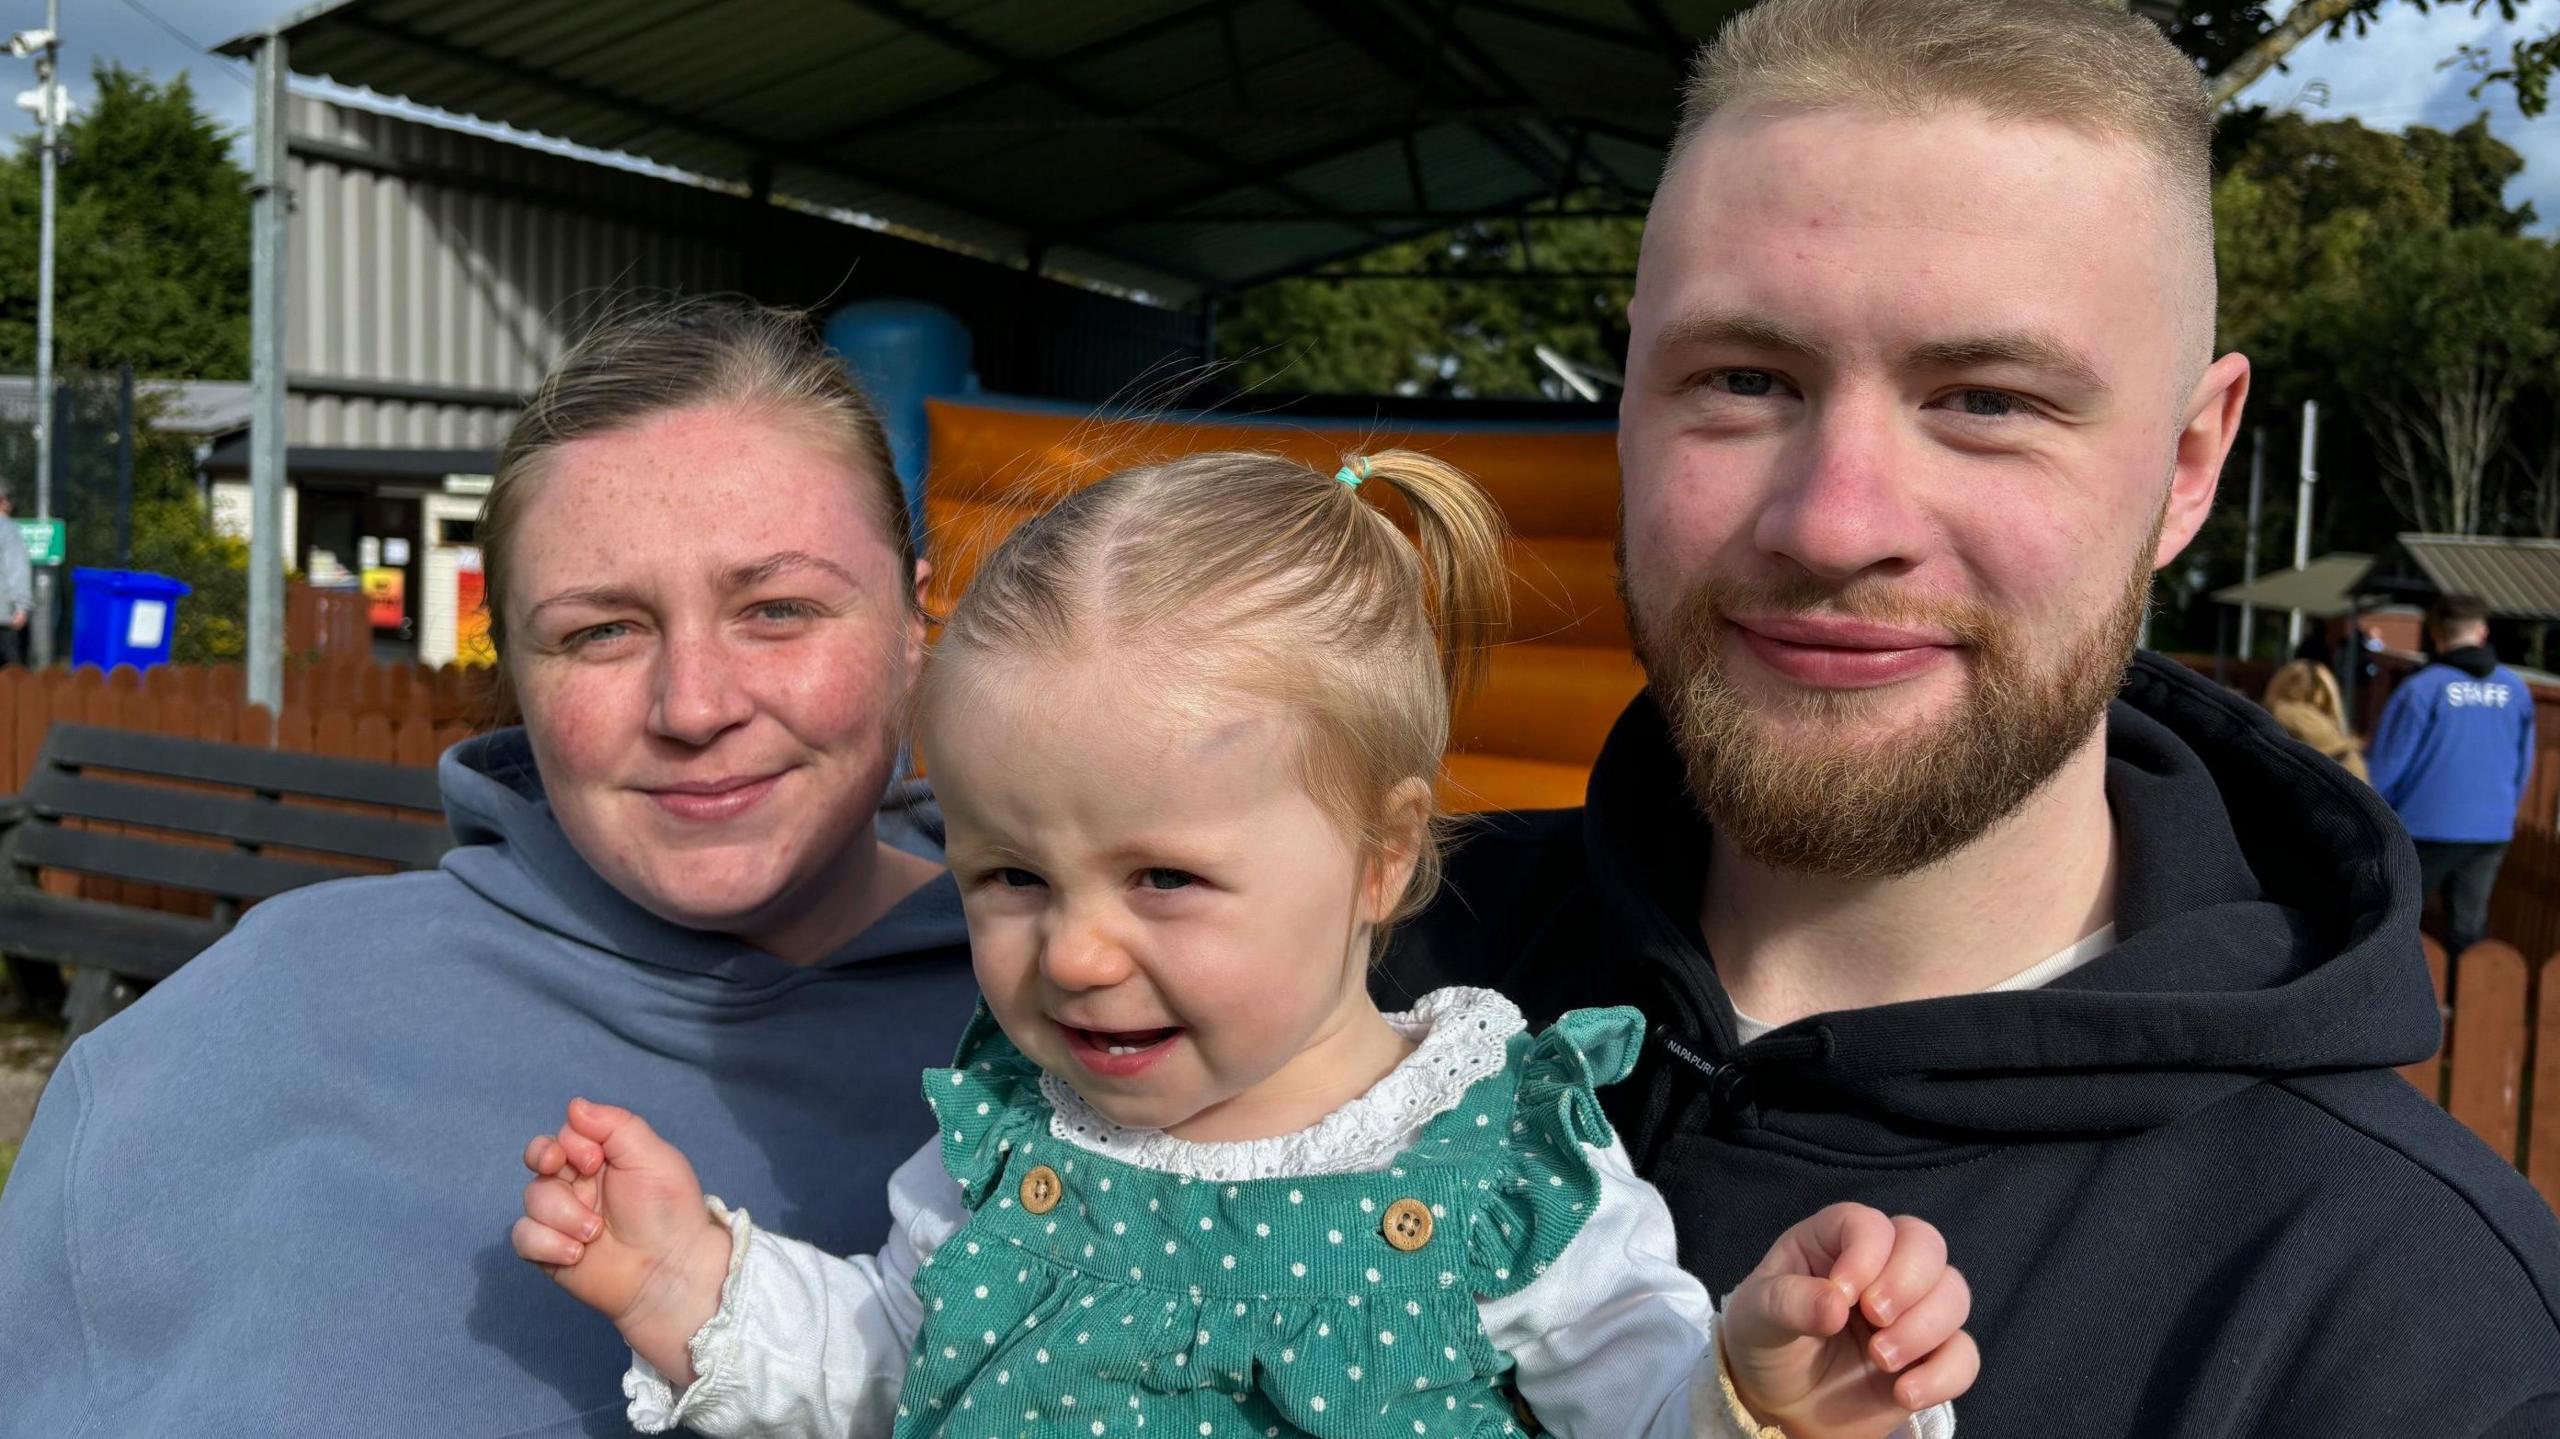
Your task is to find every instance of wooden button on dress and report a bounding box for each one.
[1381,1197,1434,1251]
[1019,1164,1062,1214]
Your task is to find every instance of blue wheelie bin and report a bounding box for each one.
[70,567,192,673]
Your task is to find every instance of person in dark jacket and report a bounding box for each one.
[1381,2,2560,1434]
[0,301,982,1438]
[2369,593,2539,958]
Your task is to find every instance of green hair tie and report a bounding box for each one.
[1335,457,1371,488]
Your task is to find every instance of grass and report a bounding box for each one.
[0,1139,15,1197]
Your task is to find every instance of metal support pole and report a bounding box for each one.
[2287,400,2319,655]
[247,33,288,712]
[29,0,58,668]
[114,364,132,567]
[2239,426,2264,661]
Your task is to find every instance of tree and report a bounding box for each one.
[2134,0,2560,115]
[1217,208,1638,399]
[2214,111,2541,399]
[0,63,250,380]
[2212,112,2557,537]
[2347,228,2558,535]
[0,65,256,661]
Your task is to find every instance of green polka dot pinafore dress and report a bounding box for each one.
[891,1004,1645,1439]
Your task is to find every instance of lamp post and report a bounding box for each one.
[12,6,62,667]
[2287,400,2320,655]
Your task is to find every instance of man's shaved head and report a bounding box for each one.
[1666,0,2219,391]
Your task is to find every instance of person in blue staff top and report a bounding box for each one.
[2368,592,2540,959]
[0,299,982,1438]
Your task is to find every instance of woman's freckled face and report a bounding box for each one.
[504,402,924,954]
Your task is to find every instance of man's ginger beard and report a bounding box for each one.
[1626,514,2161,880]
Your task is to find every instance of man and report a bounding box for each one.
[0,488,34,666]
[1384,1,2560,1433]
[2368,593,2538,958]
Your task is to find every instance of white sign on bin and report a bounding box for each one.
[125,599,168,651]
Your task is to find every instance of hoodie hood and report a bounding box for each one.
[1584,652,2438,1142]
[438,728,968,986]
[2438,643,2502,679]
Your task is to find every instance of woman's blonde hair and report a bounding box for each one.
[480,298,913,666]
[925,449,1511,926]
[2263,659,2348,726]
[2264,660,2370,782]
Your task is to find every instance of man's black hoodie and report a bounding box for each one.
[1381,653,2560,1436]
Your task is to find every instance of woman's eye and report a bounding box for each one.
[748,599,820,623]
[564,621,631,650]
[1138,868,1197,892]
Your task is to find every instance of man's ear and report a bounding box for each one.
[2155,352,2252,570]
[1359,777,1437,927]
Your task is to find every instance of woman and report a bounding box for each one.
[2263,659,2370,783]
[0,300,980,1437]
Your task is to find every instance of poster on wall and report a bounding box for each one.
[455,547,495,666]
[363,567,407,631]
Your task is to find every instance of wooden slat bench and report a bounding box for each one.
[0,723,452,1039]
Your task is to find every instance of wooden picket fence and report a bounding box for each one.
[2402,928,2560,1213]
[0,660,497,796]
[286,583,373,663]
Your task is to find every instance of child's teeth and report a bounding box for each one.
[1107,1044,1139,1056]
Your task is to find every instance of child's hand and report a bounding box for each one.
[511,1097,734,1384]
[1719,1202,1978,1439]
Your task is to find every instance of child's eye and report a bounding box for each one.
[1138,868,1197,892]
[990,867,1045,890]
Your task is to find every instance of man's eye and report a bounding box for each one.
[1957,389,2022,417]
[1711,369,1780,397]
[1138,868,1197,891]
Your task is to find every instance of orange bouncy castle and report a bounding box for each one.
[921,397,1642,815]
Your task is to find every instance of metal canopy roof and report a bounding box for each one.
[2398,534,2560,622]
[226,0,1738,302]
[2211,553,2376,619]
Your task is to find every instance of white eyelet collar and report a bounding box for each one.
[1037,987,1524,1182]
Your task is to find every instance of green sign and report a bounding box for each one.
[14,519,62,567]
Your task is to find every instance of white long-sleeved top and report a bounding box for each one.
[624,989,1956,1439]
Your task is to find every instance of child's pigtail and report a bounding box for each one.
[1343,449,1512,709]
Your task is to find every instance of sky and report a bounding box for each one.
[0,0,2547,229]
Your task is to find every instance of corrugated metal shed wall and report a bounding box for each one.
[287,95,736,450]
[284,96,1204,453]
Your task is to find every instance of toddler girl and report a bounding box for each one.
[511,450,1974,1438]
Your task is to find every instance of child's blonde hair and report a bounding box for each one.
[925,449,1511,924]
